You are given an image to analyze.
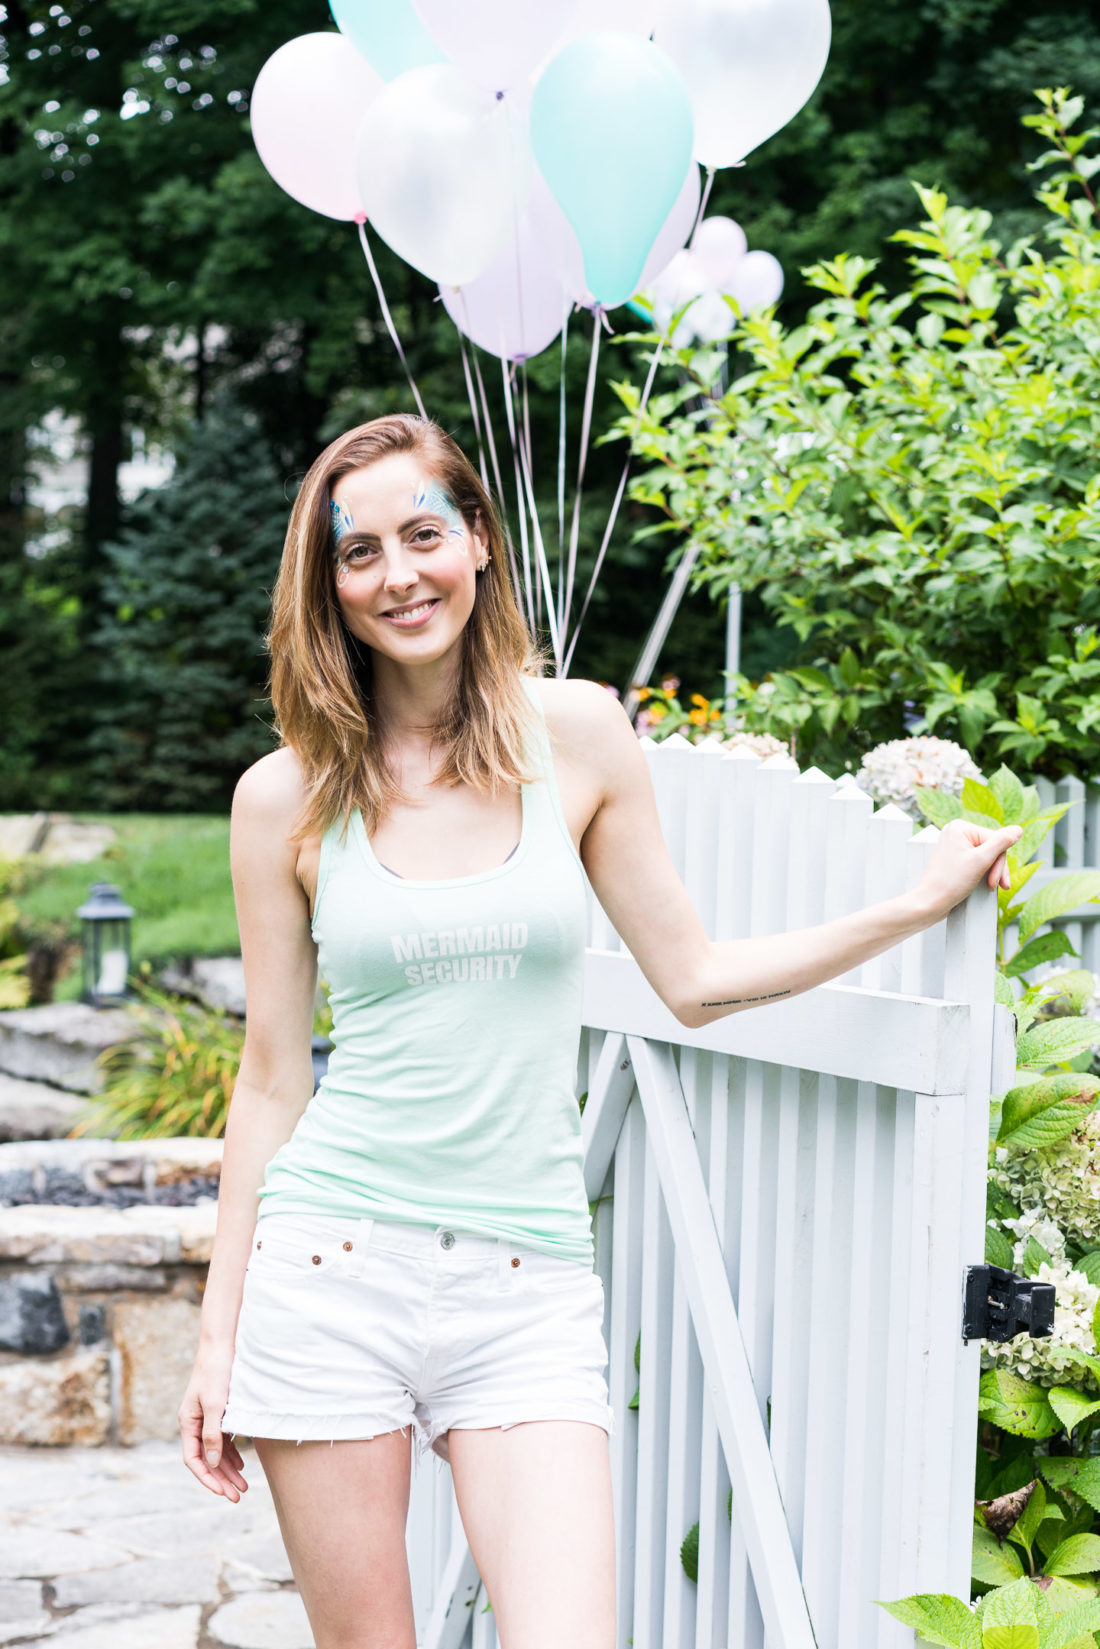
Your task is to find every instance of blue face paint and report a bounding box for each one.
[412,479,466,546]
[330,499,354,548]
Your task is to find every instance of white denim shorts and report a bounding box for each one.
[220,1211,615,1473]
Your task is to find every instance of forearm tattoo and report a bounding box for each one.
[701,989,792,1007]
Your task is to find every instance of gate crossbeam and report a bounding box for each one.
[626,1033,820,1649]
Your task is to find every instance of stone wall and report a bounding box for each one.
[0,1140,221,1446]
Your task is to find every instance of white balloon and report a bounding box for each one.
[690,215,748,289]
[250,34,382,221]
[523,164,588,303]
[728,248,784,309]
[687,289,734,342]
[638,163,702,289]
[652,248,708,344]
[355,65,532,286]
[413,0,581,90]
[654,0,832,167]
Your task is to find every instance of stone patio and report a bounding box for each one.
[0,1439,314,1647]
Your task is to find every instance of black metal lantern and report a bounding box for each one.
[76,883,135,1006]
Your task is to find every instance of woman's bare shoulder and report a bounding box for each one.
[232,745,309,829]
[529,675,635,761]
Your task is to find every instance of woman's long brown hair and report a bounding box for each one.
[267,415,546,845]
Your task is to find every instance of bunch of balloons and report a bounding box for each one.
[649,215,785,347]
[251,0,831,364]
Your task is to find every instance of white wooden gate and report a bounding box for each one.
[403,738,1012,1648]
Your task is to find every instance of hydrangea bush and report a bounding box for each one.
[853,734,983,822]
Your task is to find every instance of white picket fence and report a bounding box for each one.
[1025,776,1100,974]
[401,737,1021,1649]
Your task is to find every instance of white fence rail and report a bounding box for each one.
[402,738,1017,1648]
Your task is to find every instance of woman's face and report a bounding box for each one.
[329,451,487,670]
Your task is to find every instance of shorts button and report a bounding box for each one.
[311,1255,322,1265]
[342,1241,353,1251]
[440,1231,455,1249]
[511,1257,521,1267]
[256,1241,262,1249]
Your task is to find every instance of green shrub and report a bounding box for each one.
[616,87,1100,780]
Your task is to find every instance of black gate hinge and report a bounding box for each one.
[963,1264,1056,1344]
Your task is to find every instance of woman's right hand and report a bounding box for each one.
[178,1345,249,1501]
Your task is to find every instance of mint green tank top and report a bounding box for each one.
[256,676,595,1263]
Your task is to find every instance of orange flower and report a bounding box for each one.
[690,693,709,709]
[648,704,667,722]
[636,687,652,701]
[688,708,707,725]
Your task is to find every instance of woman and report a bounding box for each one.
[178,413,1021,1649]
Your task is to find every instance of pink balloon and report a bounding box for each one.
[638,163,702,289]
[251,33,382,221]
[439,168,580,358]
[690,215,748,289]
[413,0,581,89]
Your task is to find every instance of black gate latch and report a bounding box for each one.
[963,1264,1056,1344]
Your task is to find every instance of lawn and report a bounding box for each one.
[13,814,237,1000]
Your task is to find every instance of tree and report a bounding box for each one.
[88,390,286,809]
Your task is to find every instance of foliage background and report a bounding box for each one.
[2,0,1098,808]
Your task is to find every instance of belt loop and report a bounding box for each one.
[356,1217,376,1248]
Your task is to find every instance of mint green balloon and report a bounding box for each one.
[329,0,445,82]
[530,33,694,308]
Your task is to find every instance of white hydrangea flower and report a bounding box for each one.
[994,1109,1100,1250]
[981,1212,1100,1392]
[852,735,983,821]
[721,730,788,759]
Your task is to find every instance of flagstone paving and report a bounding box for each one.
[0,1440,314,1647]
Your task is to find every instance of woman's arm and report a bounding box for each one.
[569,684,1020,1031]
[178,749,319,1498]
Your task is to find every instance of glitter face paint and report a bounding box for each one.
[412,480,468,553]
[331,499,355,548]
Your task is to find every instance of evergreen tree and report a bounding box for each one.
[88,391,284,811]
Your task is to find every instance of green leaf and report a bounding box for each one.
[1017,874,1100,944]
[1045,1534,1100,1577]
[681,1519,699,1583]
[914,784,964,828]
[1048,1388,1100,1436]
[1015,1481,1048,1558]
[1016,1020,1100,1071]
[987,1223,1016,1268]
[1077,1252,1100,1286]
[990,766,1026,824]
[1005,932,1080,980]
[1041,1459,1100,1516]
[980,1576,1043,1647]
[963,777,1006,822]
[876,1594,981,1647]
[1042,1600,1100,1648]
[978,1370,1061,1439]
[974,1525,1026,1584]
[998,1074,1100,1149]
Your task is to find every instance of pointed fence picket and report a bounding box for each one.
[404,735,1020,1649]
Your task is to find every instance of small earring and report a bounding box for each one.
[477,554,491,572]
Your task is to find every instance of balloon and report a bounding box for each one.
[440,180,578,360]
[651,249,708,345]
[356,65,532,286]
[638,163,702,289]
[654,0,832,167]
[687,289,735,342]
[728,249,784,309]
[522,165,588,304]
[412,0,581,91]
[690,215,748,289]
[251,34,382,221]
[329,0,446,81]
[530,33,694,307]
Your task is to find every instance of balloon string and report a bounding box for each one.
[557,308,569,564]
[457,330,491,496]
[562,312,601,637]
[562,339,664,677]
[468,334,528,625]
[504,359,562,669]
[355,220,427,420]
[691,167,716,241]
[518,362,541,632]
[492,352,536,637]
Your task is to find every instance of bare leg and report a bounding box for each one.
[253,1429,416,1649]
[447,1420,616,1649]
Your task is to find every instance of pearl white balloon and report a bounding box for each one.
[355,64,532,286]
[439,168,581,358]
[638,163,702,289]
[251,34,382,220]
[690,215,748,289]
[655,0,832,167]
[413,0,581,90]
[651,248,708,344]
[728,248,784,309]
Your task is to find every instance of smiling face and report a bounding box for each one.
[329,451,487,672]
